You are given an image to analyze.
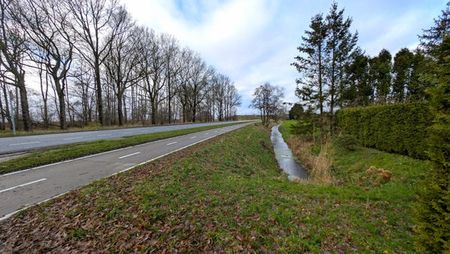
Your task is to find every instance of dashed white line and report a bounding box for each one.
[97,134,112,137]
[63,137,82,141]
[190,136,197,139]
[118,152,141,159]
[166,142,178,146]
[8,141,40,146]
[0,178,47,194]
[0,123,248,221]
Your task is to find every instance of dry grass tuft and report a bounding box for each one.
[287,137,333,184]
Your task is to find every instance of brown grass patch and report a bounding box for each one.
[286,137,333,184]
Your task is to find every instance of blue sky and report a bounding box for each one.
[122,0,446,114]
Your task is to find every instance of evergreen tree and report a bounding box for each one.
[369,49,392,104]
[392,48,414,102]
[415,3,450,252]
[342,48,371,106]
[408,50,430,101]
[419,2,450,57]
[292,14,328,122]
[325,2,358,116]
[288,103,304,120]
[415,35,450,254]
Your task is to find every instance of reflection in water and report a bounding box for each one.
[271,125,308,180]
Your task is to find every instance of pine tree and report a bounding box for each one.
[292,14,328,122]
[392,48,414,102]
[325,2,358,117]
[408,50,432,101]
[415,35,450,254]
[415,3,450,252]
[369,49,392,104]
[342,48,371,106]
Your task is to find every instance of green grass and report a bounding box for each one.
[0,122,147,137]
[0,122,237,137]
[279,120,432,252]
[278,119,297,140]
[0,123,238,175]
[0,124,432,252]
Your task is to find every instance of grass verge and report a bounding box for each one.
[0,123,238,175]
[0,124,431,252]
[280,119,432,252]
[0,121,238,137]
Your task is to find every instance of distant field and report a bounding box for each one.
[0,123,430,252]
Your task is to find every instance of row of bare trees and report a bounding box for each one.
[0,0,241,131]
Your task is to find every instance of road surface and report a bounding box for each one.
[0,123,251,220]
[0,121,243,155]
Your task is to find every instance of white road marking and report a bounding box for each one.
[63,137,82,141]
[166,142,177,146]
[205,132,210,135]
[0,123,248,221]
[0,178,47,194]
[190,136,197,139]
[118,152,141,159]
[0,190,69,221]
[9,141,40,146]
[97,134,112,137]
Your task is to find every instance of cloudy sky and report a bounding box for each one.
[121,0,446,114]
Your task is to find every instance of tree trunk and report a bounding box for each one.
[117,92,124,126]
[53,78,66,130]
[2,84,12,130]
[58,92,66,130]
[182,103,186,123]
[151,101,157,125]
[95,58,104,126]
[17,75,32,131]
[0,89,5,130]
[123,93,127,125]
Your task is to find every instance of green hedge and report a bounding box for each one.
[336,103,433,159]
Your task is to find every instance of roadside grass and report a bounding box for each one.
[0,123,238,175]
[0,124,431,252]
[0,122,150,137]
[0,121,235,137]
[280,119,432,251]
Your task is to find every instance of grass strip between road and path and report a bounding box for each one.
[0,122,239,175]
[0,124,431,252]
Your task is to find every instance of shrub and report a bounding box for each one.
[336,102,433,159]
[334,134,359,151]
[414,36,450,253]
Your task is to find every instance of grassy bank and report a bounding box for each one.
[280,120,432,251]
[0,124,431,252]
[0,123,237,175]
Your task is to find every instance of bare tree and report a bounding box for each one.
[14,0,74,129]
[160,34,181,124]
[139,29,166,125]
[66,0,120,126]
[251,83,284,126]
[104,8,141,126]
[0,0,32,131]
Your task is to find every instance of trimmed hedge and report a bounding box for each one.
[336,102,433,159]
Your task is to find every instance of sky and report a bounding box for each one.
[121,0,447,115]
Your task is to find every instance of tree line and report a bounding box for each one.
[0,0,241,131]
[292,2,437,130]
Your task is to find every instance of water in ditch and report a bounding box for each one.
[271,125,308,181]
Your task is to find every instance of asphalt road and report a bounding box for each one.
[0,122,251,220]
[0,121,243,155]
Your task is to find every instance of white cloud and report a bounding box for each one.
[121,0,445,114]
